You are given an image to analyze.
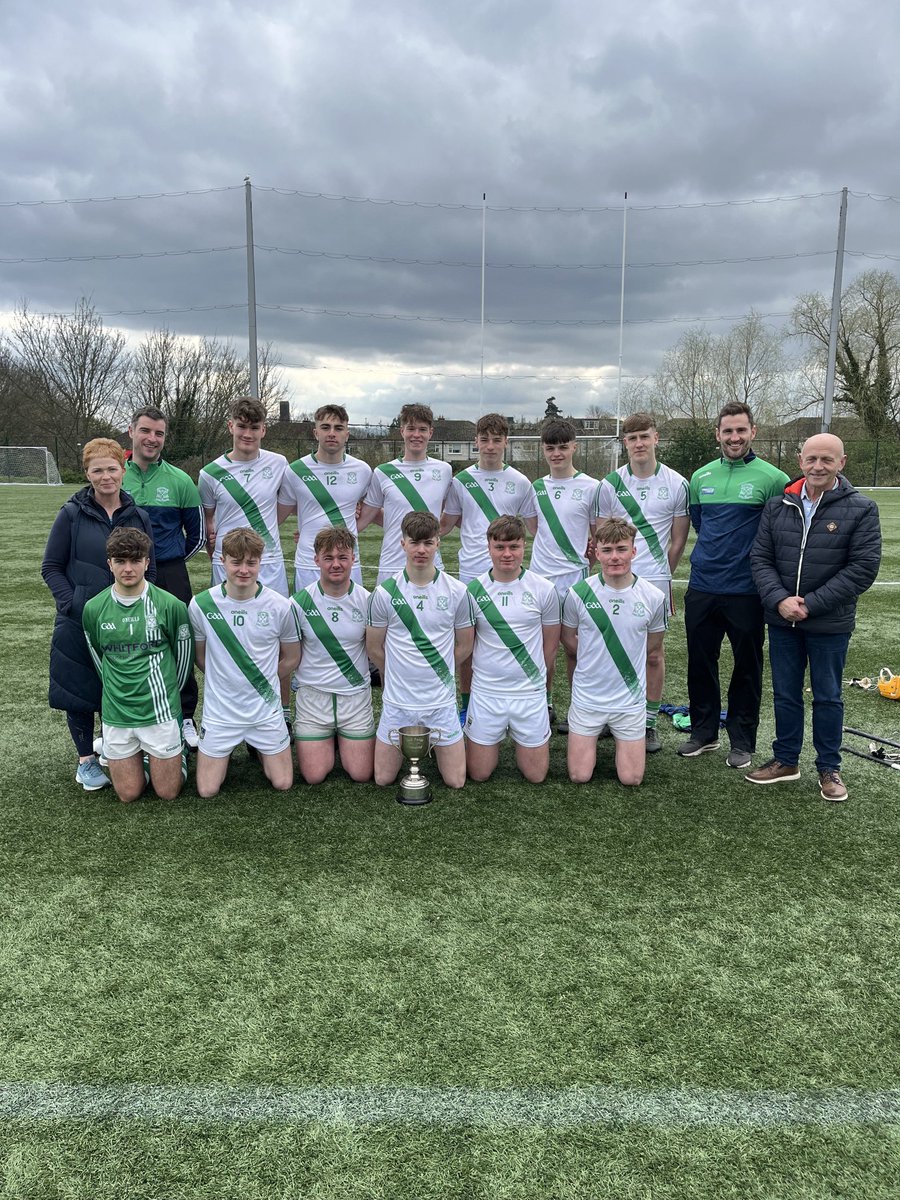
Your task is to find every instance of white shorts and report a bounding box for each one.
[567,703,645,741]
[544,567,589,599]
[213,556,289,596]
[198,711,291,758]
[294,684,375,740]
[102,719,183,761]
[294,563,363,592]
[643,577,675,617]
[465,689,551,749]
[376,700,463,748]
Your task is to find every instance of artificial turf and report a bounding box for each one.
[0,485,898,1198]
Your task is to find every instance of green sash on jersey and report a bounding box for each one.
[466,579,542,684]
[290,461,347,527]
[380,576,454,689]
[455,468,501,523]
[294,589,365,687]
[194,589,277,706]
[375,463,429,512]
[603,471,666,569]
[572,578,643,704]
[204,461,277,550]
[532,478,585,566]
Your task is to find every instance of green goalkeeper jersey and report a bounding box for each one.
[83,583,194,727]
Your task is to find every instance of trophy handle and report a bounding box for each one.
[428,728,444,755]
[388,728,401,749]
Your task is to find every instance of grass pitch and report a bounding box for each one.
[0,486,898,1198]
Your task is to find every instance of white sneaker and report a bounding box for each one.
[92,736,109,767]
[182,718,200,750]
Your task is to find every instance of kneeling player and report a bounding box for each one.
[83,528,193,803]
[189,528,301,797]
[465,516,560,783]
[291,527,375,784]
[562,518,667,786]
[366,511,475,790]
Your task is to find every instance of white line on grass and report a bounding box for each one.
[1,1083,898,1128]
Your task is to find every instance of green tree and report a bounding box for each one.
[792,268,900,437]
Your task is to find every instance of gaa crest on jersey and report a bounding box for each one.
[739,483,754,499]
[100,621,116,631]
[437,595,449,610]
[257,610,271,626]
[156,486,170,503]
[505,482,516,494]
[657,486,669,499]
[633,601,646,617]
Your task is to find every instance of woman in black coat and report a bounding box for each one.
[41,437,156,791]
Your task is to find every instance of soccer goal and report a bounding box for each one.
[0,446,63,485]
[505,435,621,481]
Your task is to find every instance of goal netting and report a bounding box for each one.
[0,446,63,485]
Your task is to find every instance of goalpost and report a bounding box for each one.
[0,446,63,485]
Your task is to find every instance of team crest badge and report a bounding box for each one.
[352,609,364,622]
[262,466,273,479]
[522,591,534,607]
[633,602,646,617]
[348,472,358,484]
[826,521,838,533]
[573,489,583,501]
[257,611,270,626]
[178,624,190,639]
[156,486,170,503]
[432,469,442,481]
[437,595,449,610]
[739,483,754,500]
[657,486,669,499]
[505,482,516,494]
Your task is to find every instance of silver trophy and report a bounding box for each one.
[389,724,443,805]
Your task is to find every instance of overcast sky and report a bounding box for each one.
[2,0,899,424]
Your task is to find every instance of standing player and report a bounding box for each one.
[189,528,301,797]
[366,512,475,791]
[529,418,600,730]
[465,516,560,784]
[357,403,452,583]
[83,529,193,803]
[277,405,373,592]
[679,403,790,767]
[291,527,375,784]
[199,397,290,595]
[124,406,205,748]
[440,413,538,723]
[562,518,668,787]
[594,413,690,753]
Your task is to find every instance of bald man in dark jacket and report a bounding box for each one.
[746,435,881,802]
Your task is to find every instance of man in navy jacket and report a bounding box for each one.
[747,434,881,802]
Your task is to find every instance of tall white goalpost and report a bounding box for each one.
[0,447,63,485]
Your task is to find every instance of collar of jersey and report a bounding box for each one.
[311,452,347,464]
[595,571,636,590]
[488,567,525,582]
[402,568,440,584]
[626,463,660,479]
[315,580,354,597]
[224,452,261,465]
[219,582,263,599]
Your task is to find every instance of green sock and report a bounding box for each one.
[646,701,660,730]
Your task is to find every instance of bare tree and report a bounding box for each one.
[8,300,129,460]
[131,330,288,461]
[792,268,900,436]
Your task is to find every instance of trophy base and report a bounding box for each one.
[396,780,433,806]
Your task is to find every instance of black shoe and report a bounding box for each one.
[548,704,557,727]
[369,666,382,689]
